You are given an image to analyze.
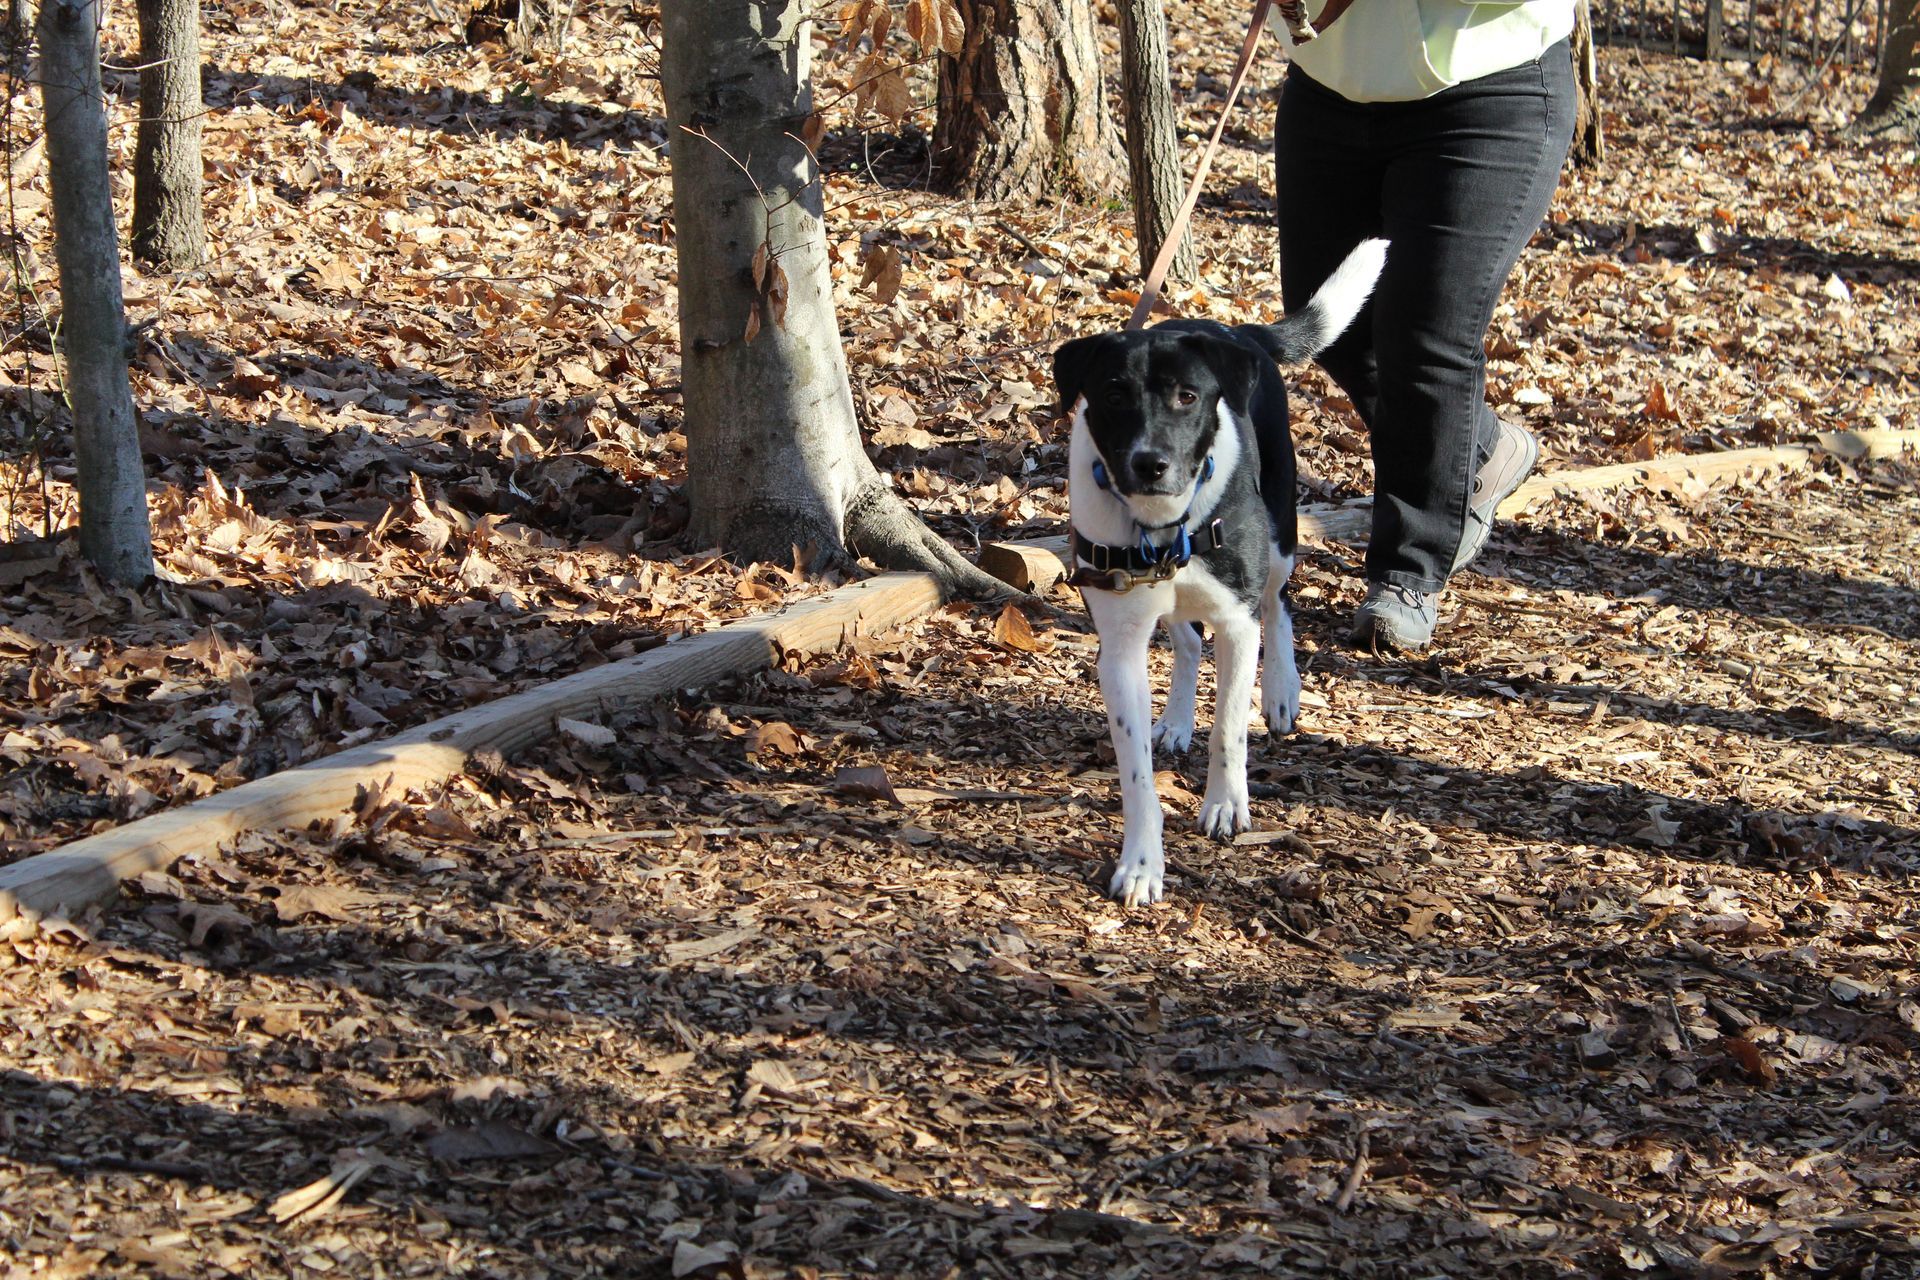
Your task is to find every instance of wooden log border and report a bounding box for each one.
[0,572,943,924]
[3,427,1911,924]
[979,428,1917,592]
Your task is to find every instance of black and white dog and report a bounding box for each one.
[1053,240,1387,906]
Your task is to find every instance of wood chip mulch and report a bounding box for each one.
[3,456,1915,1279]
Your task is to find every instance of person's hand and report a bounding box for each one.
[1312,0,1357,33]
[1275,0,1355,42]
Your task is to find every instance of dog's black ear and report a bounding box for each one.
[1052,334,1112,416]
[1181,333,1261,418]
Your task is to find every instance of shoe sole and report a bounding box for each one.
[1347,608,1435,650]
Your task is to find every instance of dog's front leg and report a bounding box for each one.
[1152,620,1201,752]
[1090,598,1165,906]
[1198,614,1258,840]
[1262,553,1302,735]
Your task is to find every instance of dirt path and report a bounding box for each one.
[4,459,1914,1278]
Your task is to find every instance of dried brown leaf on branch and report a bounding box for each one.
[902,0,965,55]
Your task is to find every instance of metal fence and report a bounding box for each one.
[1591,0,1887,72]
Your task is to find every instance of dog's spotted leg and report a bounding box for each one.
[1262,551,1301,735]
[1152,620,1201,753]
[1198,614,1258,840]
[1090,598,1165,907]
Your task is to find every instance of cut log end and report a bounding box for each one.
[979,538,1069,593]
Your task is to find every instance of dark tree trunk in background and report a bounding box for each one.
[1571,0,1605,166]
[1848,0,1919,141]
[660,0,1003,596]
[1116,0,1196,284]
[39,0,154,584]
[466,0,575,53]
[934,0,1124,199]
[133,0,206,269]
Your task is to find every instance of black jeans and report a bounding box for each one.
[1276,43,1575,592]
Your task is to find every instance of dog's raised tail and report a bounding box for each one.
[1241,238,1388,364]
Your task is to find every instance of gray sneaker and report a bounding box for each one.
[1349,583,1437,650]
[1451,417,1539,574]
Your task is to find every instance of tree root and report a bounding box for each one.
[719,503,852,575]
[1843,98,1920,143]
[845,483,1020,602]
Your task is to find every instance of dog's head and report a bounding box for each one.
[1053,329,1260,516]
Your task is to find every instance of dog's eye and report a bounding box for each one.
[1175,388,1198,407]
[1103,386,1127,406]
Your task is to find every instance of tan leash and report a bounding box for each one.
[1127,0,1318,332]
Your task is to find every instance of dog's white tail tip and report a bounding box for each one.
[1315,238,1387,319]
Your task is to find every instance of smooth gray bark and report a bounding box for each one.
[660,0,1003,596]
[934,0,1124,199]
[39,0,153,584]
[133,0,206,269]
[1116,0,1196,285]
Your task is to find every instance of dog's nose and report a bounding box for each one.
[1130,450,1170,483]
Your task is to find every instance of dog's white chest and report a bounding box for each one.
[1166,562,1246,626]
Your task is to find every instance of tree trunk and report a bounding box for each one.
[933,0,1124,200]
[660,0,1004,598]
[132,0,205,270]
[1847,0,1919,141]
[39,0,154,585]
[466,0,575,54]
[1115,0,1195,285]
[1570,0,1605,167]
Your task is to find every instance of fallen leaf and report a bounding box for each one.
[173,901,251,948]
[558,717,617,749]
[1215,1102,1314,1144]
[662,927,758,965]
[272,884,383,923]
[1723,1035,1778,1085]
[671,1239,741,1279]
[1631,803,1681,848]
[833,764,901,806]
[992,603,1051,653]
[746,721,810,758]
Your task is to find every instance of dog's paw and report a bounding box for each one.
[1263,672,1302,737]
[1151,712,1195,753]
[1108,848,1166,907]
[1196,786,1251,842]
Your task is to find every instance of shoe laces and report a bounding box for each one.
[1378,584,1434,614]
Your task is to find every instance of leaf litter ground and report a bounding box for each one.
[4,463,1917,1278]
[1,0,1918,1276]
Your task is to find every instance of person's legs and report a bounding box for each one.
[1276,69,1386,426]
[1362,47,1576,596]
